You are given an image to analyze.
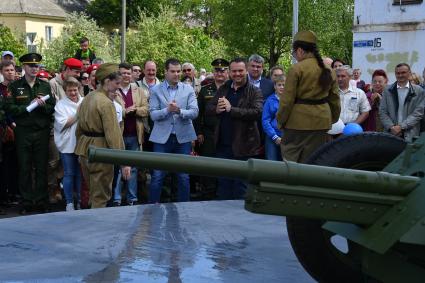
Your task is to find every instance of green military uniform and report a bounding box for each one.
[197,81,219,157]
[277,31,340,163]
[75,63,125,208]
[5,53,56,210]
[194,58,229,196]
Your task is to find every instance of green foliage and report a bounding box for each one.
[216,0,293,68]
[174,0,354,70]
[42,12,119,71]
[0,25,26,59]
[173,0,222,37]
[87,0,173,27]
[126,6,228,76]
[299,0,354,65]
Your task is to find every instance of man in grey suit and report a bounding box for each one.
[148,58,199,203]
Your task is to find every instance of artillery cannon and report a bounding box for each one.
[88,133,425,283]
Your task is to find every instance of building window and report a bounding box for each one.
[393,0,423,5]
[45,26,53,42]
[26,32,37,53]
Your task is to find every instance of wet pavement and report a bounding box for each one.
[0,200,315,282]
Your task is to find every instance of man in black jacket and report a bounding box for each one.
[206,57,263,200]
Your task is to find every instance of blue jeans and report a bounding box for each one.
[114,136,139,204]
[216,145,247,200]
[265,136,283,161]
[149,135,191,203]
[60,153,81,204]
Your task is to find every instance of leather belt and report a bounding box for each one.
[83,131,105,137]
[295,97,328,105]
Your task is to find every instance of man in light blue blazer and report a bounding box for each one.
[148,58,199,203]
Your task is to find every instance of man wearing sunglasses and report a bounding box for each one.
[5,53,56,214]
[182,62,201,95]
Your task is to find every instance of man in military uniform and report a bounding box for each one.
[195,58,229,197]
[5,53,56,213]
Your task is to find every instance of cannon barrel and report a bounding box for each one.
[88,146,419,196]
[88,127,425,282]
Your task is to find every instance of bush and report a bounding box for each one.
[41,12,119,71]
[126,6,228,76]
[0,25,26,59]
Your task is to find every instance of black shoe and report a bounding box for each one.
[127,200,138,206]
[112,201,121,207]
[0,208,6,215]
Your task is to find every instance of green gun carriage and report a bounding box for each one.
[89,133,425,283]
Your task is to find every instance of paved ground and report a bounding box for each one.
[0,200,315,283]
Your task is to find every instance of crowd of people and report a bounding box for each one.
[0,32,424,215]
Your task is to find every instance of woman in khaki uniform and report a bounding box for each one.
[75,63,130,208]
[277,31,340,163]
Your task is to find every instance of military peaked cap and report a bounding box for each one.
[19,53,42,64]
[211,58,229,71]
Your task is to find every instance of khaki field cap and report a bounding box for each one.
[294,30,317,44]
[95,63,119,81]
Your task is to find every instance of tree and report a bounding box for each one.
[0,25,26,59]
[86,0,173,28]
[41,12,119,71]
[172,0,223,38]
[176,0,354,69]
[202,0,293,68]
[126,6,228,76]
[299,0,354,65]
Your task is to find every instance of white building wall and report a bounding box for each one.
[355,0,425,26]
[353,0,425,83]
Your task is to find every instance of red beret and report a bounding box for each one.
[64,58,83,69]
[37,71,51,79]
[86,64,100,75]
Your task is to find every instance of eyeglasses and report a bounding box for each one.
[183,69,192,72]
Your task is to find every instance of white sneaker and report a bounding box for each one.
[66,203,75,211]
[76,202,81,210]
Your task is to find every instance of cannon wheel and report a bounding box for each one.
[286,133,406,283]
